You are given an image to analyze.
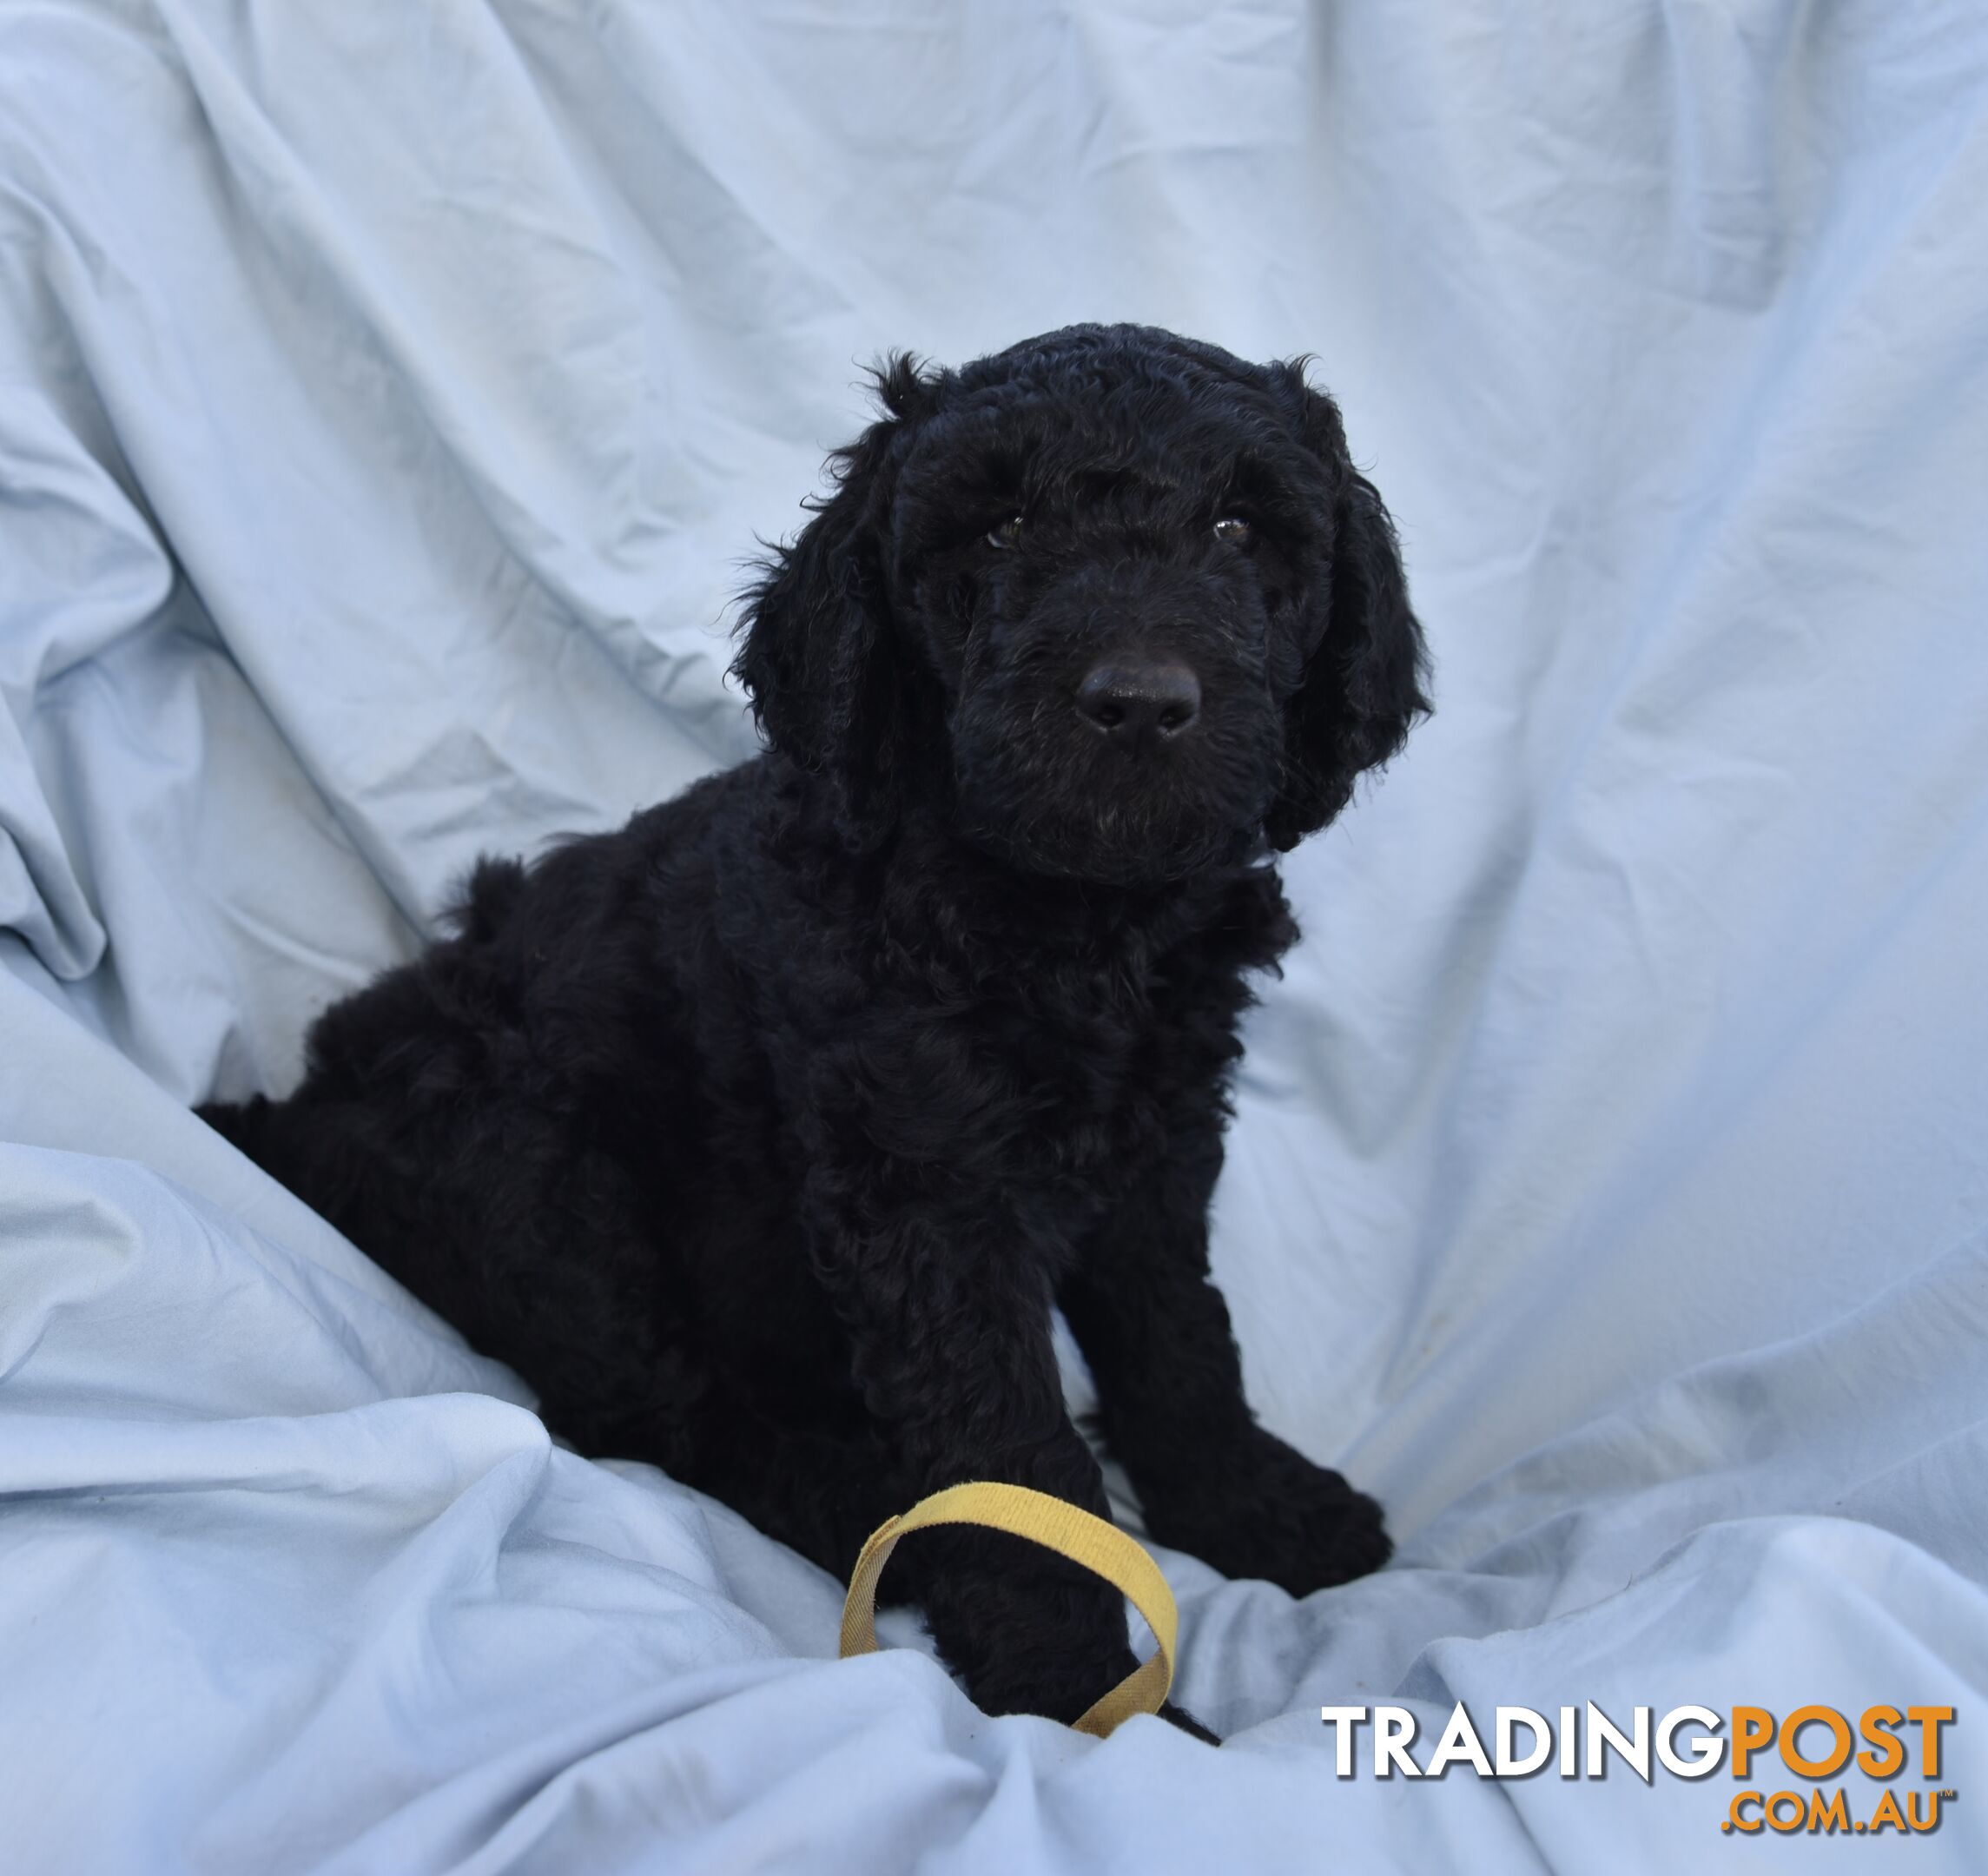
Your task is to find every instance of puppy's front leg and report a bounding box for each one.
[1059,1121,1392,1596]
[822,1210,1143,1726]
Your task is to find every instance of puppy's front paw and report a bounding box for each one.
[1141,1430,1391,1597]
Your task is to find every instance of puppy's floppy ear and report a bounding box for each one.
[733,354,935,849]
[1263,371,1431,851]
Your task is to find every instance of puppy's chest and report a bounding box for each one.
[998,997,1157,1154]
[858,972,1196,1191]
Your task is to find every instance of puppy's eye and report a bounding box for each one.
[1213,516,1254,547]
[986,515,1024,550]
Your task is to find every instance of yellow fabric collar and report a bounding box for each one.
[837,1479,1179,1738]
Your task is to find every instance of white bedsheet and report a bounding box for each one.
[3,3,1986,1868]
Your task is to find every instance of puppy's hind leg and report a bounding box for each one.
[198,1090,379,1237]
[205,1089,887,1577]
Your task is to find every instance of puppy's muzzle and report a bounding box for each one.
[1075,658,1202,748]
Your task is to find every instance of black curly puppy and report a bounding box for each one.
[203,322,1427,1737]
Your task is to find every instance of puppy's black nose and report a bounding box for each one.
[1075,661,1202,742]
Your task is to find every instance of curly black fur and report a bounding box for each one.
[201,323,1429,1737]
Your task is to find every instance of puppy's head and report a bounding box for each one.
[736,324,1428,883]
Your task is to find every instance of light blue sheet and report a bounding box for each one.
[3,3,1986,1868]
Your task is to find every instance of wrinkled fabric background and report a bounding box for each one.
[3,3,1985,1869]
